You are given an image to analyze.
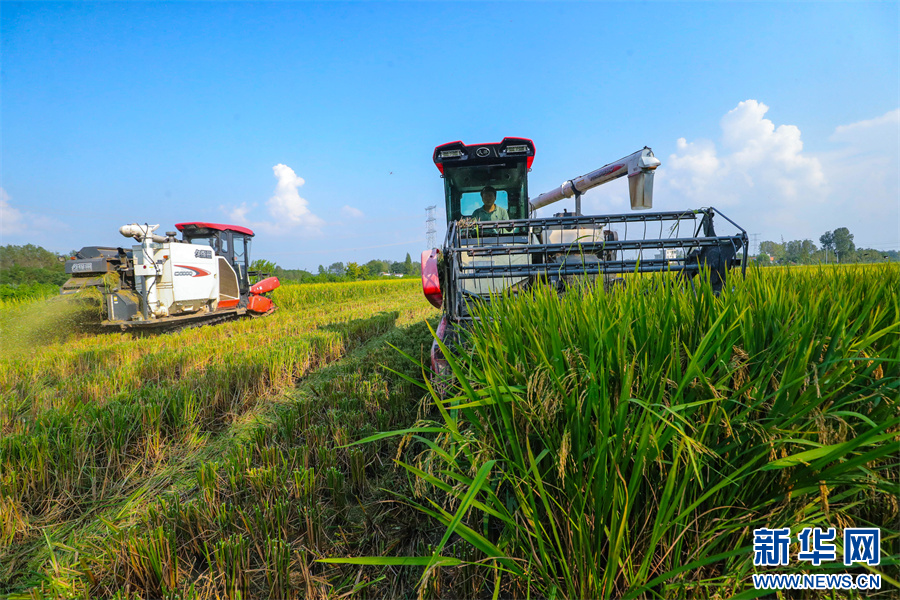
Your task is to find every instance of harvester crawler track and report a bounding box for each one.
[113,305,278,334]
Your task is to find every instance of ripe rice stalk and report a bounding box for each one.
[341,264,899,597]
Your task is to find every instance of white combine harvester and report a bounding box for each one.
[62,221,280,331]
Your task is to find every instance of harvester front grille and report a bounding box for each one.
[444,207,748,319]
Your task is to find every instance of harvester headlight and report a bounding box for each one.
[439,149,464,159]
[505,145,528,154]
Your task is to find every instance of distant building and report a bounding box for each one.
[656,249,679,261]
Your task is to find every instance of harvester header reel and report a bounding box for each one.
[444,207,747,304]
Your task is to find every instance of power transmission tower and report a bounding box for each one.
[425,205,437,249]
[751,233,761,255]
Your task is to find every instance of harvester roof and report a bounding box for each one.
[433,137,535,175]
[434,138,535,221]
[175,222,255,237]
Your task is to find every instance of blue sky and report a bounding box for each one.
[2,1,898,270]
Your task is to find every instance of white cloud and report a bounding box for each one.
[0,187,68,245]
[831,108,899,143]
[664,100,826,217]
[267,164,324,230]
[818,108,900,246]
[341,205,364,219]
[658,100,900,247]
[0,188,23,236]
[226,202,255,224]
[220,165,325,236]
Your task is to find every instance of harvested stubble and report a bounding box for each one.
[344,264,899,598]
[0,279,436,598]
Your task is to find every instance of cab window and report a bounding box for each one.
[233,235,246,265]
[461,191,508,217]
[189,236,216,250]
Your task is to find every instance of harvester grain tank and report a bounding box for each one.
[62,221,280,330]
[422,137,748,374]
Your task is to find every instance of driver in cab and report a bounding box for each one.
[471,186,509,222]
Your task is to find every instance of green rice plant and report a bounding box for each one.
[0,494,27,549]
[348,447,368,495]
[292,467,315,502]
[123,526,179,599]
[210,533,250,598]
[299,504,324,552]
[335,264,899,598]
[264,535,292,599]
[245,466,278,504]
[326,466,346,511]
[196,461,219,504]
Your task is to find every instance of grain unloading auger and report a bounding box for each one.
[61,222,280,331]
[421,138,748,374]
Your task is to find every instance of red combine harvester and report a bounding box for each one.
[422,138,748,374]
[62,221,280,331]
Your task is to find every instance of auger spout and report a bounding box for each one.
[529,147,660,213]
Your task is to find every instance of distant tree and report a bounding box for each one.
[403,253,415,276]
[250,259,277,277]
[364,259,390,276]
[275,268,314,281]
[784,239,817,263]
[819,231,835,252]
[0,244,67,286]
[318,265,326,275]
[758,241,784,264]
[327,262,345,276]
[832,227,855,260]
[389,261,404,274]
[346,262,365,279]
[0,244,64,270]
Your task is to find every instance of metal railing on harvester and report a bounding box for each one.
[443,207,748,319]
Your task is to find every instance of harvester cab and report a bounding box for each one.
[176,222,255,296]
[423,138,749,374]
[62,221,280,331]
[434,138,535,223]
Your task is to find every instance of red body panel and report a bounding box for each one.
[247,295,274,314]
[250,276,280,295]
[175,222,255,236]
[421,249,442,308]
[218,299,240,309]
[433,138,535,172]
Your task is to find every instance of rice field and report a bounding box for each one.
[0,279,439,598]
[0,266,897,598]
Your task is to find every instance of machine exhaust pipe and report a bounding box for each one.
[120,223,167,243]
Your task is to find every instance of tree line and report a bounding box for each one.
[757,227,898,266]
[0,243,423,298]
[251,254,421,283]
[0,244,70,301]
